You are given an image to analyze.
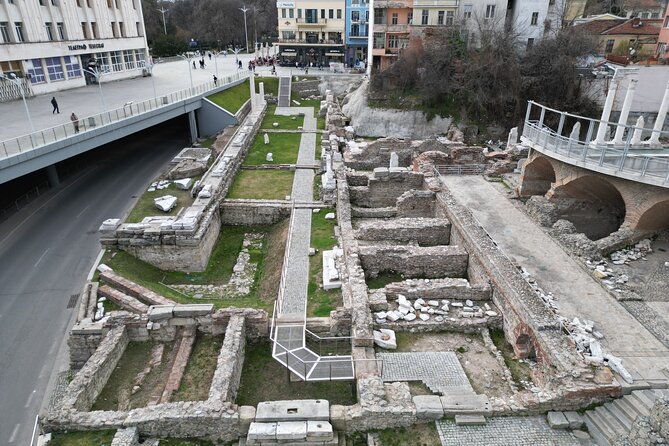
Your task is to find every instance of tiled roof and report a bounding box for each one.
[602,18,662,35]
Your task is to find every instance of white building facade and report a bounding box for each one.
[0,0,149,98]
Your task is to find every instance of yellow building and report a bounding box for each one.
[276,0,347,66]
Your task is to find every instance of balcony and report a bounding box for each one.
[412,0,459,6]
[277,38,344,46]
[375,23,411,32]
[296,18,327,27]
[375,0,412,8]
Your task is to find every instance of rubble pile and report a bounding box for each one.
[374,294,497,324]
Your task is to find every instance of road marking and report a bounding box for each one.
[8,423,20,443]
[25,390,36,408]
[34,248,49,268]
[75,204,91,218]
[87,249,105,281]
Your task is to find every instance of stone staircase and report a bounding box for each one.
[584,389,669,446]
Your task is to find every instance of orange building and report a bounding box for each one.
[657,2,669,58]
[371,0,414,72]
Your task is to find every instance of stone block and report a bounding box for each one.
[373,167,389,178]
[306,420,334,440]
[563,411,584,429]
[454,414,487,425]
[256,400,330,422]
[546,411,569,429]
[414,395,444,420]
[148,305,174,321]
[440,393,491,415]
[248,422,276,441]
[275,421,307,441]
[240,406,257,431]
[172,304,214,317]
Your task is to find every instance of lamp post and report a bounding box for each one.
[240,5,250,54]
[253,6,258,56]
[143,60,159,99]
[3,73,35,134]
[177,53,194,89]
[157,7,168,35]
[83,67,106,113]
[213,50,226,78]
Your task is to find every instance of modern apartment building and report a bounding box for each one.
[371,0,413,71]
[276,0,347,66]
[0,0,149,97]
[345,0,369,67]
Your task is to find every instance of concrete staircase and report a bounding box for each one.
[278,77,291,107]
[584,389,669,446]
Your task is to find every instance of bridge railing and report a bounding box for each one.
[522,101,669,185]
[0,72,248,161]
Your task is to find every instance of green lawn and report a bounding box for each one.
[375,423,440,446]
[255,76,279,96]
[159,440,214,446]
[99,222,288,311]
[227,170,294,200]
[50,430,116,446]
[243,131,301,165]
[290,91,325,129]
[260,105,304,130]
[307,208,341,317]
[236,341,357,406]
[365,272,405,290]
[126,183,196,224]
[173,335,224,402]
[208,77,279,114]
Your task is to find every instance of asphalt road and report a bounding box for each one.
[0,119,188,445]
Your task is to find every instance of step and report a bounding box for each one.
[631,390,656,411]
[440,393,492,416]
[593,406,627,438]
[584,411,613,446]
[614,396,647,421]
[606,402,633,431]
[455,414,486,426]
[627,393,653,415]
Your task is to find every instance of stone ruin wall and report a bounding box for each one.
[219,200,292,226]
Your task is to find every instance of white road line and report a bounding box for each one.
[87,249,105,281]
[34,249,49,268]
[75,204,91,218]
[8,423,20,443]
[24,390,36,408]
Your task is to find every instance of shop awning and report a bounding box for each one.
[281,52,297,57]
[325,52,343,57]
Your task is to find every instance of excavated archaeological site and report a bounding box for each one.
[39,77,669,446]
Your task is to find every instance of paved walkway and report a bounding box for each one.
[440,176,669,384]
[378,352,472,394]
[278,76,291,107]
[436,417,583,446]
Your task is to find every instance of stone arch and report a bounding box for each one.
[550,175,626,240]
[518,155,556,197]
[635,199,669,231]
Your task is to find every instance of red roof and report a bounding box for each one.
[602,18,662,35]
[575,19,625,34]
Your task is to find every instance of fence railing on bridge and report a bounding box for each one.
[435,164,485,175]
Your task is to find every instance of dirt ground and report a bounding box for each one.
[394,332,514,398]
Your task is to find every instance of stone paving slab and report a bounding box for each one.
[279,207,312,316]
[377,352,472,393]
[436,417,582,446]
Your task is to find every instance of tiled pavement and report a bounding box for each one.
[377,352,472,394]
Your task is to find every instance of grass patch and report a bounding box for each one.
[125,183,195,223]
[260,105,304,130]
[173,335,224,402]
[256,76,279,96]
[227,170,294,200]
[394,332,414,351]
[159,439,214,446]
[208,82,250,114]
[490,329,533,389]
[369,89,460,122]
[408,381,434,396]
[243,131,301,165]
[50,430,116,446]
[236,341,357,406]
[375,423,440,446]
[198,136,216,148]
[365,272,404,290]
[92,341,175,411]
[308,208,341,316]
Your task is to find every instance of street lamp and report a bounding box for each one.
[240,5,250,54]
[157,7,168,35]
[83,67,107,113]
[213,50,226,78]
[177,54,194,89]
[2,73,35,135]
[143,60,159,99]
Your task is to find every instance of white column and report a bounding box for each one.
[259,81,265,105]
[249,75,257,112]
[631,116,644,145]
[649,79,669,145]
[613,78,638,144]
[594,76,620,143]
[366,0,374,77]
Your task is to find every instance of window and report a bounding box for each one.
[124,50,135,69]
[651,12,659,18]
[352,11,360,22]
[446,11,454,25]
[463,4,473,19]
[51,0,58,5]
[641,12,649,19]
[421,10,429,25]
[0,23,10,43]
[485,4,495,19]
[306,9,317,23]
[531,12,539,25]
[373,31,384,48]
[107,0,111,7]
[289,9,294,18]
[14,22,24,42]
[282,30,295,40]
[297,9,302,18]
[110,51,123,71]
[27,59,46,83]
[45,22,54,40]
[374,9,385,24]
[64,56,81,77]
[391,12,398,24]
[388,35,407,49]
[134,49,145,66]
[337,9,342,19]
[45,57,65,81]
[136,21,141,36]
[91,22,98,38]
[111,22,118,37]
[57,22,65,39]
[87,0,91,7]
[132,0,136,9]
[97,52,110,72]
[76,0,81,6]
[81,22,89,39]
[329,9,333,18]
[365,11,369,23]
[115,0,119,8]
[408,12,413,23]
[351,23,359,36]
[39,0,45,6]
[438,11,444,25]
[665,15,669,27]
[526,38,534,50]
[605,39,615,53]
[281,8,286,18]
[119,22,125,37]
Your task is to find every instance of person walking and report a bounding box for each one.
[213,75,218,86]
[51,96,60,114]
[70,112,80,133]
[192,60,196,69]
[208,52,212,61]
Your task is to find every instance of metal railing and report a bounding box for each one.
[0,72,248,161]
[305,328,352,356]
[30,414,40,446]
[276,39,345,45]
[523,101,669,186]
[436,164,485,175]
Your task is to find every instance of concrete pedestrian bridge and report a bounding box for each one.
[518,97,669,239]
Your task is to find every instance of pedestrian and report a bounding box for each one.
[213,75,218,86]
[193,60,196,69]
[305,66,308,75]
[70,112,80,133]
[208,52,212,61]
[51,96,60,114]
[271,65,276,76]
[238,60,242,69]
